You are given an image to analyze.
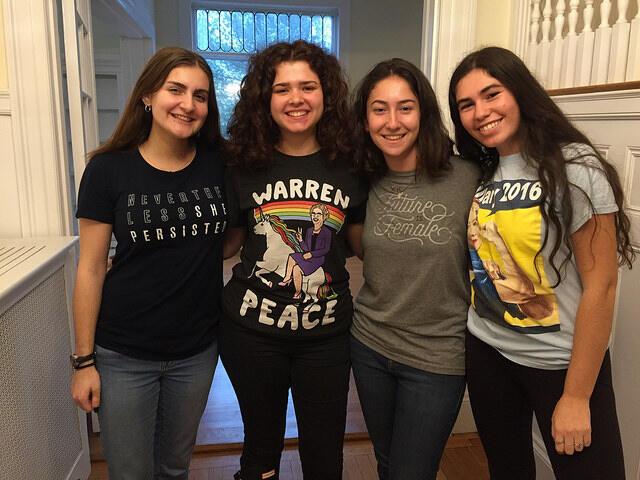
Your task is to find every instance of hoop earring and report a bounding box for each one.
[144,104,151,113]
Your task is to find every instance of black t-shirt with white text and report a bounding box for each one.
[76,148,226,360]
[223,150,366,339]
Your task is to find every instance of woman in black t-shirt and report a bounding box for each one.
[221,40,366,480]
[70,48,226,479]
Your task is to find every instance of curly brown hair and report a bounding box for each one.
[227,40,351,169]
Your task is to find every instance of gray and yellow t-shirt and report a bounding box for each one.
[467,144,618,369]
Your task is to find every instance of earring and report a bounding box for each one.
[144,104,151,113]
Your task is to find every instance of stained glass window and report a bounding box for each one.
[193,7,337,133]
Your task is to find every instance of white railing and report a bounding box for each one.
[524,0,640,89]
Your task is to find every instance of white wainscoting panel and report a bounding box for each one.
[551,89,640,480]
[0,91,22,237]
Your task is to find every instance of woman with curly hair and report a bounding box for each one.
[221,40,367,480]
[449,46,634,479]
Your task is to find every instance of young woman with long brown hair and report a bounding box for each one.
[450,46,634,479]
[70,47,226,479]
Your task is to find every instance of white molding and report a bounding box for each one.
[552,89,640,120]
[2,0,73,237]
[430,0,477,133]
[0,90,10,115]
[510,0,530,57]
[420,0,438,81]
[552,89,640,103]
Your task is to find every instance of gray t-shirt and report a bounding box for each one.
[467,144,618,369]
[352,157,480,375]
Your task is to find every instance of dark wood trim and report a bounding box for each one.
[548,81,640,96]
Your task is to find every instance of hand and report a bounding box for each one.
[551,393,592,455]
[303,252,312,260]
[482,259,505,281]
[295,227,303,242]
[71,366,101,413]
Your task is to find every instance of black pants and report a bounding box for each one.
[466,332,625,480]
[219,319,350,480]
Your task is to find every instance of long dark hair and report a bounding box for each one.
[90,47,223,159]
[448,46,634,277]
[352,58,453,180]
[227,40,351,169]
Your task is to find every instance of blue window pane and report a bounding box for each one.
[208,10,220,52]
[266,13,278,45]
[208,58,249,135]
[278,13,289,42]
[300,15,312,42]
[323,17,333,52]
[243,13,255,52]
[289,14,301,41]
[255,13,266,51]
[311,16,323,46]
[196,10,208,51]
[232,11,243,53]
[220,11,232,52]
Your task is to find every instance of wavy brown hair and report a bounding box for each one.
[90,47,223,159]
[352,58,453,180]
[448,46,634,280]
[227,40,351,169]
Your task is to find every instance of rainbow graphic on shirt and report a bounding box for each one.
[253,201,346,232]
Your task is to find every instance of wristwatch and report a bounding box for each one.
[70,352,96,370]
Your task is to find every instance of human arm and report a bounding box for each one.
[223,227,247,259]
[70,218,112,412]
[345,223,364,260]
[551,214,618,455]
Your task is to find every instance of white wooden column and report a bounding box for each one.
[536,0,553,86]
[591,0,613,84]
[561,0,580,87]
[608,0,631,82]
[625,3,640,80]
[575,0,596,85]
[423,0,477,134]
[549,0,566,88]
[2,0,72,237]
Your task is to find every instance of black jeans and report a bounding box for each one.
[219,319,350,480]
[466,332,625,480]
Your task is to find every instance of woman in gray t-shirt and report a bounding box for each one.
[348,58,479,480]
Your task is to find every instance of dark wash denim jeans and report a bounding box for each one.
[219,319,351,480]
[350,336,465,480]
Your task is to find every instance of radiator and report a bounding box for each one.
[0,237,89,480]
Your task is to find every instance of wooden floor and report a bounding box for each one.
[88,257,490,478]
[89,434,489,480]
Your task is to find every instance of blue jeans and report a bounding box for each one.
[96,342,218,480]
[350,336,465,480]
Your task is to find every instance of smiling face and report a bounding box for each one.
[455,68,522,156]
[270,61,324,148]
[366,75,420,171]
[143,65,210,143]
[310,206,327,230]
